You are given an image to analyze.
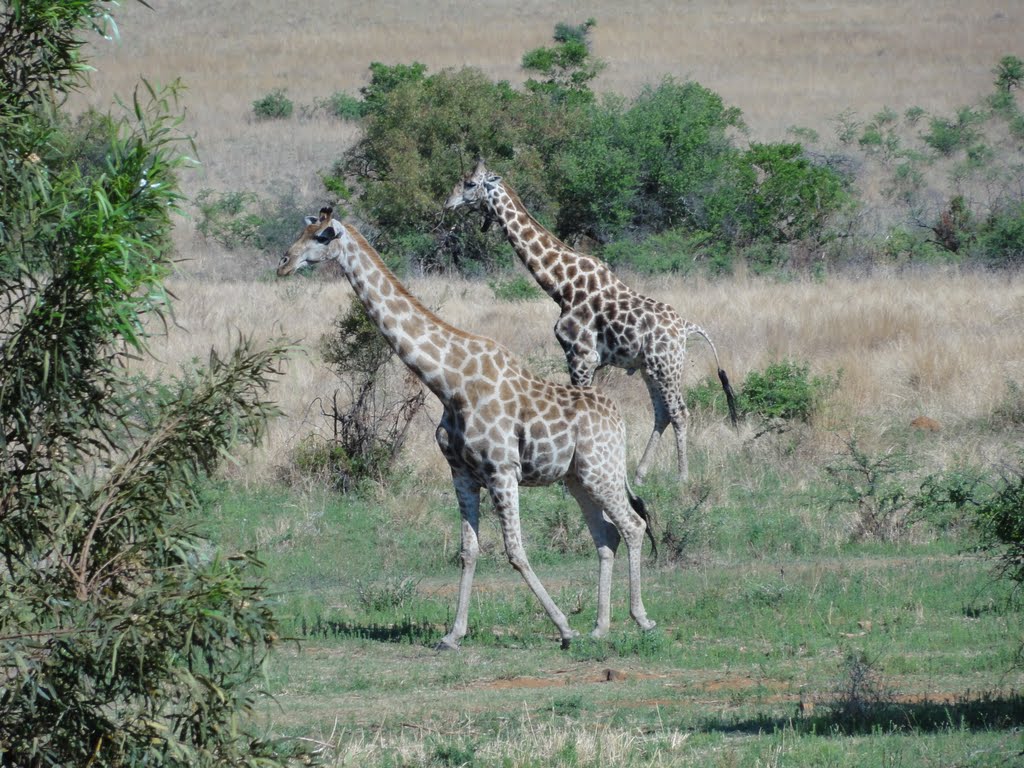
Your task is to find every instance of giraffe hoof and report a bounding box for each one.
[638,618,657,632]
[559,629,581,650]
[434,637,461,652]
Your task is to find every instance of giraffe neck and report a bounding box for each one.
[487,186,597,303]
[330,225,470,404]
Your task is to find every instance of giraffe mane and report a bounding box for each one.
[341,223,495,347]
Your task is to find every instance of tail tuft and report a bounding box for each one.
[628,490,658,561]
[718,368,739,427]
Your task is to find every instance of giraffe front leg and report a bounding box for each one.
[437,475,481,651]
[491,478,579,648]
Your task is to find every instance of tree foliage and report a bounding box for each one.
[0,1,299,764]
[337,24,849,275]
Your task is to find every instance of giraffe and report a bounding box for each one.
[277,207,657,650]
[445,160,738,485]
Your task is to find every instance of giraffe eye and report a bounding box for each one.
[463,181,476,189]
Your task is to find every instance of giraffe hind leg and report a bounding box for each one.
[564,477,619,638]
[634,377,672,485]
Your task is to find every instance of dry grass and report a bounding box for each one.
[141,268,1024,487]
[83,0,1021,142]
[72,1,1024,483]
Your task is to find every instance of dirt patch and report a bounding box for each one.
[480,667,666,689]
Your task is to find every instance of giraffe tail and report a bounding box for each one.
[627,486,658,561]
[687,324,739,428]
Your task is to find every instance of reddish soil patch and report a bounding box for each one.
[481,667,665,689]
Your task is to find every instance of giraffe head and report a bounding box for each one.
[444,159,502,230]
[277,206,341,276]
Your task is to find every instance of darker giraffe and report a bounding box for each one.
[445,160,738,485]
[278,207,657,649]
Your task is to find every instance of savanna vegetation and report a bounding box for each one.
[3,1,1024,766]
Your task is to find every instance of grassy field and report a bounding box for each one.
[68,1,1024,764]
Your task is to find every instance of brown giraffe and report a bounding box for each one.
[445,160,738,485]
[277,207,657,649]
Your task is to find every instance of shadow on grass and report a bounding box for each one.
[298,615,442,645]
[701,692,1024,736]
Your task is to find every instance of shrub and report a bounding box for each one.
[827,652,893,732]
[974,463,1024,596]
[994,54,1024,93]
[310,301,427,490]
[823,438,915,542]
[686,374,731,416]
[489,274,543,301]
[360,61,428,116]
[522,19,603,104]
[739,142,851,244]
[252,87,293,120]
[602,229,705,274]
[355,576,420,612]
[322,90,364,120]
[195,187,302,253]
[991,378,1024,428]
[739,360,837,422]
[972,202,1024,268]
[914,465,993,534]
[921,107,983,155]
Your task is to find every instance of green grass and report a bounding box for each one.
[196,434,1023,766]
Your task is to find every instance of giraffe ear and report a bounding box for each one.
[315,226,337,244]
[304,215,318,226]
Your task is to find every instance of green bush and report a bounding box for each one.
[914,465,993,533]
[993,54,1024,93]
[601,229,705,274]
[310,301,427,491]
[739,360,837,422]
[360,61,428,116]
[195,188,302,253]
[823,438,915,542]
[921,107,983,155]
[489,274,543,301]
[974,462,1024,595]
[339,30,848,274]
[522,18,603,104]
[615,78,747,237]
[322,90,364,119]
[739,142,850,244]
[252,87,293,120]
[972,202,1024,268]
